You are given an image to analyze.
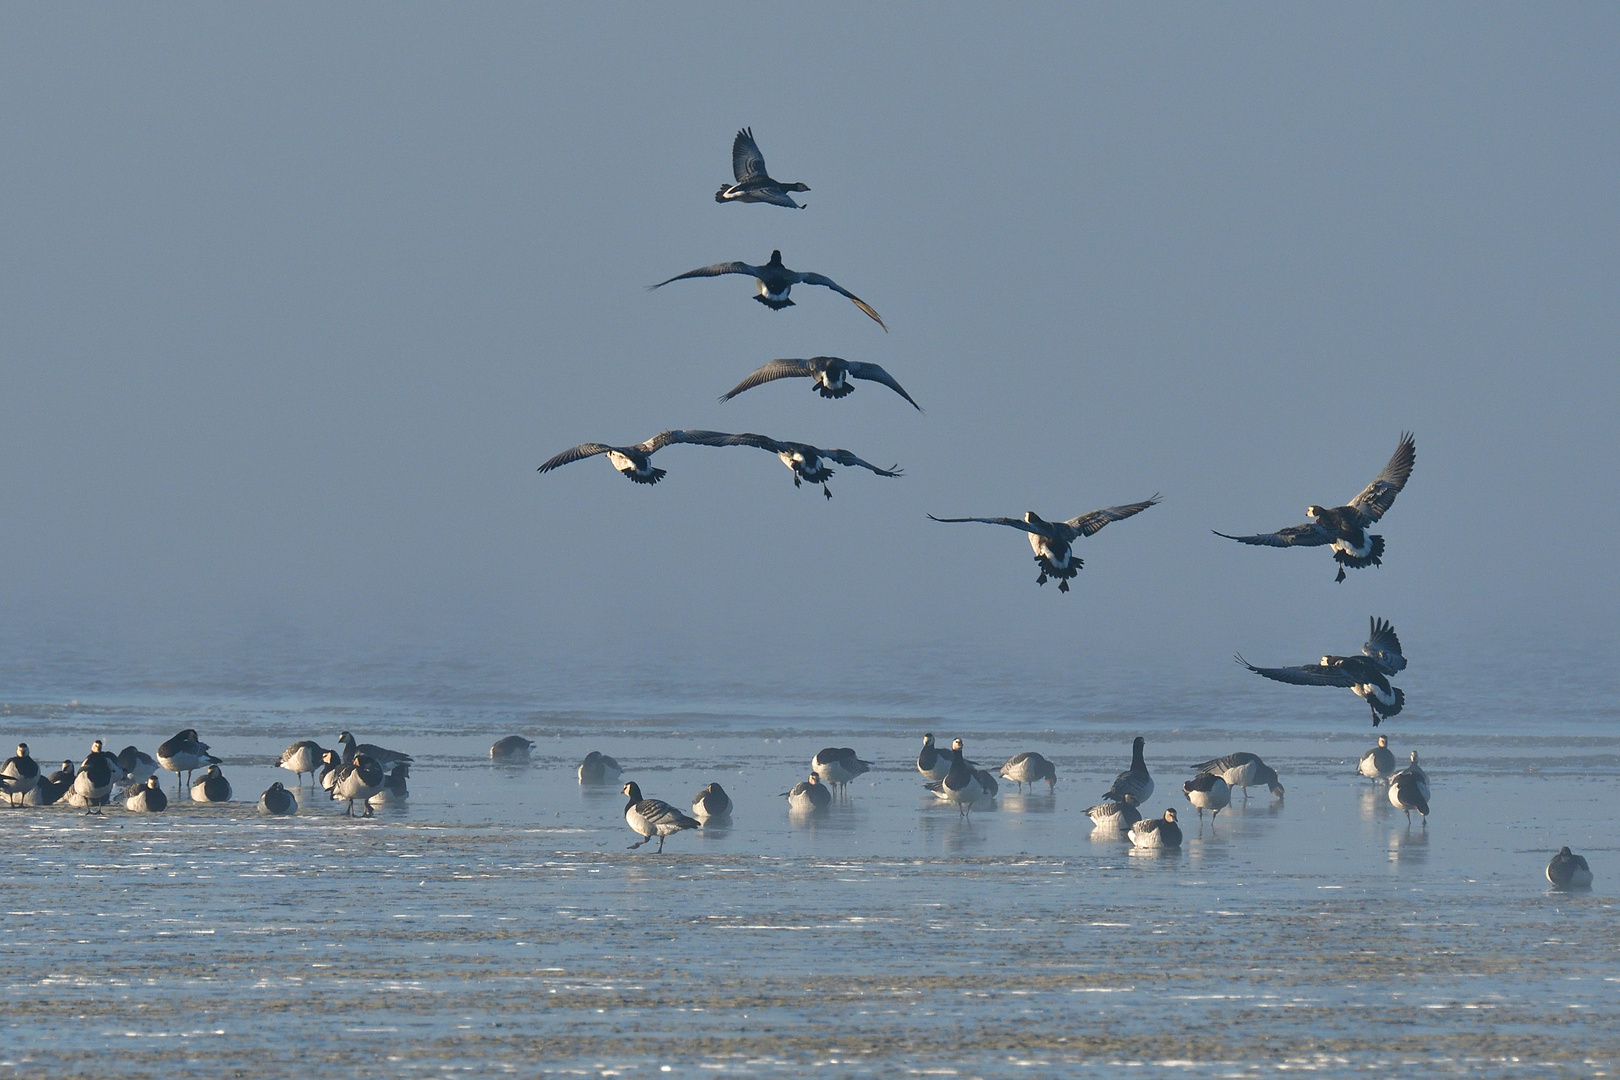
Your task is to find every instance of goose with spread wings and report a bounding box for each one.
[720,356,921,411]
[651,250,887,331]
[928,497,1160,592]
[1215,432,1415,582]
[537,429,733,486]
[1237,617,1408,726]
[712,432,902,499]
[715,127,809,208]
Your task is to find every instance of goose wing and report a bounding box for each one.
[1212,523,1333,548]
[1066,496,1161,537]
[732,126,767,181]
[928,514,1051,538]
[718,359,817,402]
[537,443,616,473]
[821,447,902,478]
[639,429,738,452]
[797,272,888,331]
[846,362,923,411]
[1235,654,1357,688]
[651,261,762,290]
[633,798,694,828]
[710,431,785,453]
[1348,432,1416,522]
[1362,617,1407,675]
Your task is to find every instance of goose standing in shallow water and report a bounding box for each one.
[125,776,168,813]
[537,429,735,486]
[70,751,115,813]
[652,250,887,331]
[720,356,921,411]
[999,752,1057,793]
[1086,799,1142,832]
[2,743,40,806]
[332,754,385,817]
[929,497,1161,593]
[810,748,871,800]
[917,733,952,782]
[578,751,623,786]
[1182,773,1231,822]
[191,765,233,803]
[1189,752,1284,800]
[1547,847,1593,889]
[277,741,327,786]
[715,127,809,208]
[784,772,832,813]
[1214,432,1415,582]
[337,732,412,769]
[156,729,221,793]
[490,736,534,763]
[1388,755,1430,823]
[258,782,297,816]
[319,749,344,795]
[1238,617,1408,726]
[1103,737,1154,805]
[925,739,988,817]
[708,432,902,499]
[1129,808,1183,849]
[691,782,733,824]
[1358,736,1396,781]
[622,782,700,851]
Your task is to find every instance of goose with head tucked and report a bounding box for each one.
[276,741,327,786]
[1238,617,1408,726]
[720,356,921,411]
[1102,737,1154,806]
[1085,798,1142,832]
[1189,752,1284,800]
[126,776,169,814]
[691,782,733,824]
[810,748,871,799]
[999,752,1057,793]
[715,127,810,208]
[115,746,160,788]
[332,754,385,817]
[368,763,410,807]
[783,772,832,813]
[191,765,233,804]
[708,431,902,500]
[652,250,887,331]
[24,761,74,807]
[622,781,700,851]
[578,751,623,786]
[1129,808,1183,849]
[258,782,297,816]
[337,732,411,769]
[1547,847,1593,889]
[156,729,221,793]
[490,736,534,764]
[1215,432,1415,582]
[537,429,736,486]
[1,743,40,806]
[929,497,1161,593]
[1358,735,1396,781]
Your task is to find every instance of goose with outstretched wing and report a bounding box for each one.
[712,432,901,499]
[715,127,809,208]
[720,356,921,411]
[651,250,886,331]
[1237,616,1409,726]
[928,497,1160,592]
[1215,432,1415,581]
[537,429,733,486]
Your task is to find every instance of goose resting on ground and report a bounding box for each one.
[490,736,534,763]
[1,743,40,806]
[720,356,921,411]
[258,781,297,816]
[1102,737,1154,805]
[715,127,809,209]
[711,432,902,499]
[691,782,733,824]
[1358,735,1396,781]
[1237,617,1408,726]
[651,250,887,331]
[25,762,74,806]
[1129,808,1183,849]
[126,776,169,813]
[578,751,623,786]
[1214,432,1415,582]
[1086,799,1142,832]
[1189,752,1285,800]
[191,765,233,803]
[537,429,735,486]
[784,772,833,813]
[928,497,1160,592]
[1547,847,1593,889]
[622,782,700,851]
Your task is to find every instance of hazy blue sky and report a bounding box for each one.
[1,5,1615,698]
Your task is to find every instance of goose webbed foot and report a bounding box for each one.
[1035,572,1048,586]
[822,483,832,500]
[1058,580,1070,593]
[793,476,801,488]
[1335,566,1347,583]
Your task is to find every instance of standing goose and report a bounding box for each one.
[715,127,809,208]
[783,772,833,813]
[368,763,410,807]
[720,356,921,411]
[1,743,40,806]
[622,781,700,851]
[70,751,116,813]
[537,429,735,486]
[1401,751,1431,797]
[1103,737,1154,805]
[85,739,125,781]
[25,761,75,807]
[258,782,297,816]
[810,748,871,799]
[1182,773,1232,822]
[126,776,169,814]
[710,432,902,499]
[1388,769,1430,823]
[691,782,734,824]
[917,733,952,782]
[1128,808,1183,849]
[115,746,160,788]
[337,732,412,769]
[651,250,887,331]
[929,497,1161,593]
[276,741,327,786]
[924,739,988,817]
[191,765,233,804]
[1085,799,1142,832]
[1358,735,1397,781]
[578,751,623,786]
[1237,617,1408,726]
[1546,847,1593,889]
[156,729,221,793]
[999,752,1058,793]
[332,754,386,817]
[1214,432,1416,582]
[490,736,534,763]
[318,749,344,795]
[1189,752,1285,800]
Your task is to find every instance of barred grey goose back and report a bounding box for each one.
[929,497,1161,593]
[622,782,700,851]
[25,762,74,806]
[1129,808,1183,849]
[1103,737,1154,805]
[1086,799,1142,832]
[277,740,326,785]
[1190,752,1284,799]
[999,752,1057,792]
[116,746,160,787]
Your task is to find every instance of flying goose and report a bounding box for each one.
[783,771,832,813]
[622,781,700,851]
[126,776,169,813]
[715,127,809,208]
[1102,737,1154,805]
[1181,773,1231,822]
[537,429,735,486]
[999,752,1057,793]
[1214,432,1416,582]
[810,748,871,799]
[24,761,74,807]
[332,754,386,817]
[337,732,412,769]
[708,432,901,499]
[1547,847,1593,889]
[652,250,887,331]
[190,765,233,803]
[258,781,297,816]
[1189,752,1285,800]
[1085,799,1142,832]
[720,356,921,411]
[368,763,410,807]
[115,746,160,787]
[928,497,1161,592]
[1128,808,1183,849]
[156,729,221,792]
[1,743,40,806]
[578,751,623,785]
[1358,735,1396,781]
[691,782,734,824]
[490,736,534,763]
[276,741,327,786]
[924,739,988,817]
[1237,617,1408,726]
